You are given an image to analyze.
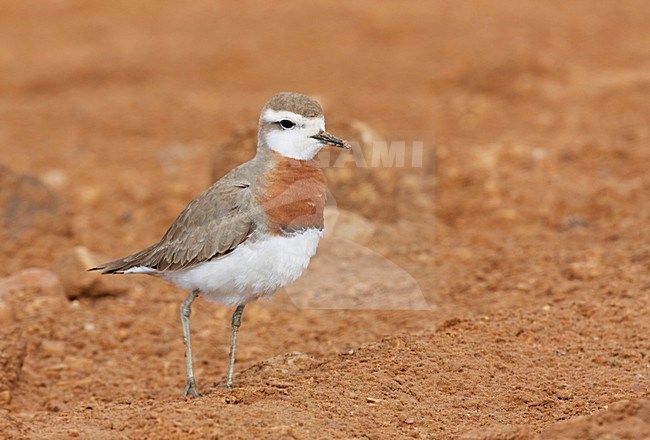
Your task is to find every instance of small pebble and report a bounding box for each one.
[225,395,240,405]
[0,390,11,405]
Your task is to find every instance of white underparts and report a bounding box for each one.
[123,266,157,274]
[262,109,326,160]
[153,229,323,306]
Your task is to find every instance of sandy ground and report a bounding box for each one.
[0,0,649,438]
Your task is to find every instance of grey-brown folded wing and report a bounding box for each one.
[93,179,257,273]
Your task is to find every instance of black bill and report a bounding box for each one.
[311,131,351,149]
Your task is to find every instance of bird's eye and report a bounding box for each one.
[279,119,295,129]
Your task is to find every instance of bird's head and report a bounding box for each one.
[258,92,350,160]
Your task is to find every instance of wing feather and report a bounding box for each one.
[91,177,258,274]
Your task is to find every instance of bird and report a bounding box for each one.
[90,92,350,398]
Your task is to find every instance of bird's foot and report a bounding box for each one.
[182,378,201,398]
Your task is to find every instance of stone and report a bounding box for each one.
[0,269,68,320]
[0,164,72,275]
[322,119,401,221]
[0,390,11,405]
[51,246,131,299]
[285,239,429,310]
[38,169,68,190]
[323,207,376,244]
[564,260,602,281]
[0,268,65,299]
[0,163,67,240]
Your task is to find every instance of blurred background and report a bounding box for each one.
[1,1,648,438]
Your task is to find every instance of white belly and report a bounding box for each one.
[157,229,322,306]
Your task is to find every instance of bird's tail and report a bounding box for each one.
[88,244,159,274]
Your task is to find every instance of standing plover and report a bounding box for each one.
[91,92,350,397]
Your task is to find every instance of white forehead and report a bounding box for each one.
[263,109,303,123]
[262,109,325,130]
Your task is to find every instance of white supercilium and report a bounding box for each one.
[262,109,326,160]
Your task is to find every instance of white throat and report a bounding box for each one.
[262,109,326,160]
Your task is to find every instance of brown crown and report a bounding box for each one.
[263,92,324,118]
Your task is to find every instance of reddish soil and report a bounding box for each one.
[1,0,649,438]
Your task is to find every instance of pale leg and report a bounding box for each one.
[225,305,245,390]
[180,290,200,398]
